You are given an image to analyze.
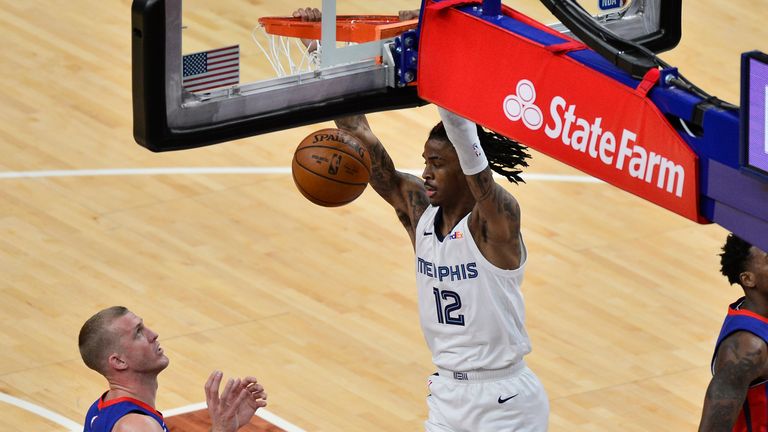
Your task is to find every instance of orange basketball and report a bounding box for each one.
[292,128,371,207]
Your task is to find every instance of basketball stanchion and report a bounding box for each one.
[130,0,768,250]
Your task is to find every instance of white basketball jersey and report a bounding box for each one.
[415,205,531,371]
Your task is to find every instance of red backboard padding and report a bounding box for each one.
[417,0,705,223]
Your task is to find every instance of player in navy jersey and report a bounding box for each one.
[699,234,768,432]
[79,306,267,432]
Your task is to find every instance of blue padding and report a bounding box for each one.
[457,5,567,46]
[457,5,640,88]
[568,50,639,87]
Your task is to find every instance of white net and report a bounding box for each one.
[251,26,321,77]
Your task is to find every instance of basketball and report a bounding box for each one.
[292,128,372,207]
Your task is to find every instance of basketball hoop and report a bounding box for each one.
[253,15,418,77]
[259,16,417,43]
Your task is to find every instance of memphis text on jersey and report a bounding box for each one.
[417,257,478,282]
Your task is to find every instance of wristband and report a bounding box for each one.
[438,107,489,175]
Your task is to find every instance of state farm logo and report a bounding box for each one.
[503,79,543,130]
[501,78,686,198]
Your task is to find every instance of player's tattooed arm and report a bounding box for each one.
[336,115,398,193]
[336,115,429,243]
[699,331,768,432]
[466,168,522,269]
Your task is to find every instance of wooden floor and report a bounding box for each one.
[1,1,766,431]
[166,409,284,431]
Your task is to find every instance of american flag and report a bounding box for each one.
[182,45,240,93]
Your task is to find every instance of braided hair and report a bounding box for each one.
[428,122,531,184]
[720,233,754,286]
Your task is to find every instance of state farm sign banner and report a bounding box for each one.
[418,0,705,223]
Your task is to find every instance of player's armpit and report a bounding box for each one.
[394,175,430,242]
[698,331,768,432]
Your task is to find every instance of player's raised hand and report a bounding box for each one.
[206,370,267,432]
[292,7,321,22]
[292,7,321,52]
[398,9,420,21]
[233,376,267,428]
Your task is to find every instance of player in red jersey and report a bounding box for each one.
[79,306,267,432]
[699,234,768,431]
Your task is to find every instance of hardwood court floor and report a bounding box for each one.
[0,0,766,431]
[166,409,283,431]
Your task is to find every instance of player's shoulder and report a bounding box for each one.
[718,330,768,362]
[112,412,164,432]
[716,330,768,382]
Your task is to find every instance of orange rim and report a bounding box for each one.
[258,15,418,43]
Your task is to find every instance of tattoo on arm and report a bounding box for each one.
[408,190,429,227]
[335,116,398,196]
[335,115,428,235]
[367,141,399,194]
[333,115,365,131]
[699,334,768,431]
[469,170,494,201]
[468,169,520,242]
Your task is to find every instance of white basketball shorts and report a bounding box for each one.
[425,362,549,432]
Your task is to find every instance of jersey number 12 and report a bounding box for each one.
[433,288,465,326]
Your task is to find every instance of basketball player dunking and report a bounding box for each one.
[334,106,549,431]
[290,6,549,429]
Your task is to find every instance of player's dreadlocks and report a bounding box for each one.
[720,233,754,286]
[429,122,531,184]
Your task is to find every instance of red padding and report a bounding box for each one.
[417,0,704,223]
[636,67,661,97]
[427,0,481,12]
[546,40,588,54]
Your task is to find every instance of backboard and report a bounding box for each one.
[132,0,423,152]
[542,0,681,78]
[132,0,679,152]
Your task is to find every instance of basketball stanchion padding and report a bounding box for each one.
[292,128,372,207]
